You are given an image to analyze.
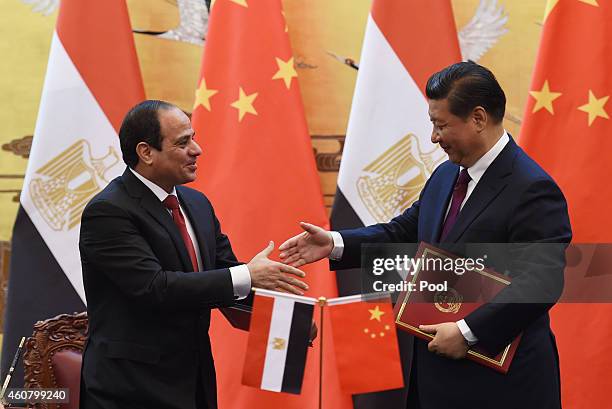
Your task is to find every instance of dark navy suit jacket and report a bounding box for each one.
[79,168,240,409]
[332,138,571,409]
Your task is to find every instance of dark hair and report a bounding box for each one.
[425,62,506,124]
[118,99,175,167]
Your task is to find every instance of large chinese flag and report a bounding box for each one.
[191,1,350,408]
[519,1,612,407]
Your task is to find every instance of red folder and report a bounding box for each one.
[393,242,521,374]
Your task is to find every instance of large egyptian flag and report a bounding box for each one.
[329,0,461,407]
[519,1,612,407]
[191,1,350,408]
[2,0,144,384]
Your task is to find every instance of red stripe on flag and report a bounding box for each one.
[56,0,144,132]
[242,295,275,388]
[371,0,461,94]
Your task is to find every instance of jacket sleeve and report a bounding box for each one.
[330,201,421,271]
[79,199,236,311]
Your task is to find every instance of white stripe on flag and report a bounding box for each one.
[21,31,124,303]
[338,15,443,226]
[260,297,294,392]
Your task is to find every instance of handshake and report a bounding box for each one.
[246,222,333,295]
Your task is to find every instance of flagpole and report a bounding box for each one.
[317,296,326,409]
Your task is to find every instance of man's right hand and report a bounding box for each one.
[248,241,309,295]
[278,222,333,267]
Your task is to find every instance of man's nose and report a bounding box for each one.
[431,130,441,144]
[191,140,203,156]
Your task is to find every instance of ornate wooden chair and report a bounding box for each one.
[22,312,87,409]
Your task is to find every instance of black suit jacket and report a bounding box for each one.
[79,168,241,409]
[332,138,572,409]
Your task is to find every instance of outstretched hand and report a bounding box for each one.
[248,241,309,295]
[279,222,333,267]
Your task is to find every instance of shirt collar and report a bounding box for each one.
[129,168,177,202]
[463,130,509,184]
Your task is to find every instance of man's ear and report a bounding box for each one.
[471,106,487,132]
[136,142,154,165]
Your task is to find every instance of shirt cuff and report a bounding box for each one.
[329,231,344,260]
[229,264,251,300]
[457,319,478,346]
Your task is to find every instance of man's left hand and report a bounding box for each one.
[419,322,469,359]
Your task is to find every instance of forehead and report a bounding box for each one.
[428,98,451,121]
[158,108,193,141]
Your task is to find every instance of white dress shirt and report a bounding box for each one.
[329,131,510,345]
[130,168,251,299]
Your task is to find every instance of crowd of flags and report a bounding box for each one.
[2,0,610,408]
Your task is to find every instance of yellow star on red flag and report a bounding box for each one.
[529,80,562,114]
[368,305,385,322]
[230,87,258,122]
[272,57,297,89]
[194,78,218,111]
[230,0,248,7]
[578,90,609,126]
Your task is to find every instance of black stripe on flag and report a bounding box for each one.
[330,187,365,297]
[1,207,85,386]
[280,301,314,394]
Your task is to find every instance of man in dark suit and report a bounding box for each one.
[279,62,571,409]
[79,100,309,409]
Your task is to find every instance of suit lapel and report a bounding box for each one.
[443,139,517,243]
[177,188,212,270]
[121,169,194,272]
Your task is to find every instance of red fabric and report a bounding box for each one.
[242,295,274,388]
[328,298,403,394]
[519,2,612,407]
[56,0,144,132]
[163,195,198,271]
[190,1,349,408]
[371,0,461,94]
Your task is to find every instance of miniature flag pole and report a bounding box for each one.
[317,297,326,409]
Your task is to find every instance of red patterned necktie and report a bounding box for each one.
[163,195,199,271]
[440,168,471,241]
